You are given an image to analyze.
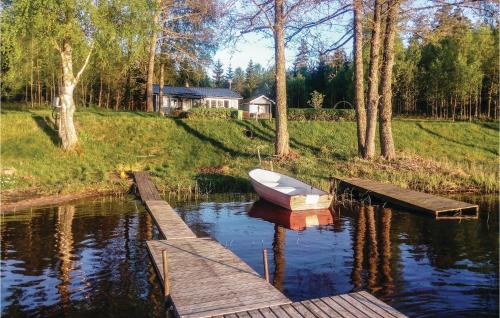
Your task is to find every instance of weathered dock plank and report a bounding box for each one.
[211,292,408,318]
[133,171,196,239]
[147,239,291,318]
[145,200,196,239]
[134,171,162,201]
[336,177,478,219]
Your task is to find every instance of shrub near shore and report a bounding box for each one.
[1,108,497,198]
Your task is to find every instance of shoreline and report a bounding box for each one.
[0,188,126,212]
[1,180,493,213]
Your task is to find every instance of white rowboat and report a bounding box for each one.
[248,168,333,210]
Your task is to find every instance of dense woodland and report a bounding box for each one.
[1,0,498,153]
[3,2,497,119]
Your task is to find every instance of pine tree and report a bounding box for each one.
[225,64,234,88]
[213,59,224,87]
[232,67,245,95]
[244,60,258,97]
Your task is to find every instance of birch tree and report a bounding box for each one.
[2,0,99,149]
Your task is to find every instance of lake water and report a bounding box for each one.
[1,195,498,317]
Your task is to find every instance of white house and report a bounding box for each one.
[240,95,275,119]
[152,85,242,113]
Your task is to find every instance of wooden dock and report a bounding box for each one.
[147,239,290,317]
[336,177,478,219]
[134,171,408,318]
[209,291,407,318]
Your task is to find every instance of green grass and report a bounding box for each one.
[1,107,498,196]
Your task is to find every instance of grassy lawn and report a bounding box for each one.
[1,107,498,197]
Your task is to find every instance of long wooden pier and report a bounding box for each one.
[134,171,408,318]
[336,177,478,219]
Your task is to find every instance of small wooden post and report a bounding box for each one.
[162,250,170,298]
[262,248,270,283]
[270,160,274,172]
[257,148,262,166]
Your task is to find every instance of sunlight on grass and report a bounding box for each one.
[1,109,498,195]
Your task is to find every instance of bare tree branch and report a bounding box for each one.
[75,42,94,84]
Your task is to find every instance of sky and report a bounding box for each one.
[210,10,353,72]
[208,1,490,74]
[211,29,354,72]
[213,33,277,70]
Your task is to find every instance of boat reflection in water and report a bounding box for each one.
[248,200,334,231]
[248,200,335,292]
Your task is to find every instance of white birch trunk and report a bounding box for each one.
[58,40,92,150]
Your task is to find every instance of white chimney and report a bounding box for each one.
[228,79,232,90]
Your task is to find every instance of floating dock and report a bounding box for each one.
[336,177,479,219]
[134,171,408,317]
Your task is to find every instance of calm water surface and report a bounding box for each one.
[1,197,164,317]
[1,194,498,317]
[171,194,499,318]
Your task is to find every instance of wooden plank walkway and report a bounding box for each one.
[147,239,291,318]
[209,291,408,318]
[134,171,408,318]
[134,171,162,201]
[336,177,478,219]
[134,172,196,239]
[145,200,196,239]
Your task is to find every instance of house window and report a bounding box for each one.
[211,100,216,108]
[224,100,229,108]
[205,99,210,108]
[218,100,223,108]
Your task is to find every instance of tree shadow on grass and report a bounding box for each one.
[235,120,350,160]
[417,123,498,155]
[88,110,161,118]
[258,120,322,154]
[196,173,252,193]
[32,115,60,146]
[173,119,252,158]
[234,120,274,143]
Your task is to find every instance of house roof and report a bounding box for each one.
[242,94,275,104]
[153,85,242,99]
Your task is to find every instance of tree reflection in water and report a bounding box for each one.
[351,205,394,296]
[272,225,286,292]
[56,204,75,314]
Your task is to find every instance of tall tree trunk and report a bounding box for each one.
[58,40,92,150]
[59,40,79,150]
[378,0,400,160]
[364,0,383,159]
[353,0,366,156]
[487,85,492,118]
[98,76,103,108]
[114,90,121,111]
[106,82,110,109]
[273,0,290,156]
[146,0,162,112]
[37,58,41,105]
[159,63,164,115]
